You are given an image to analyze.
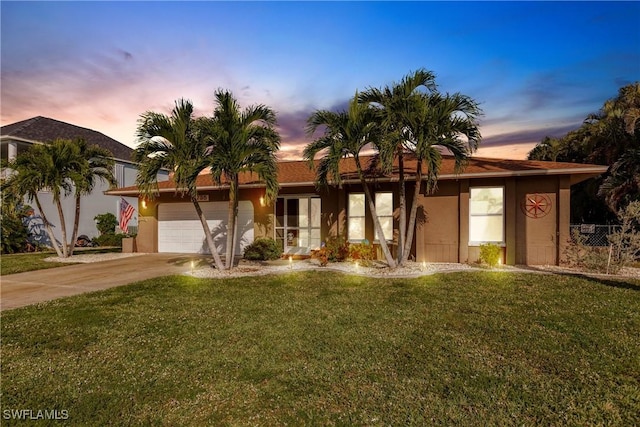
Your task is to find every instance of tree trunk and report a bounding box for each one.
[225,177,238,269]
[192,198,225,270]
[397,150,406,265]
[34,194,63,258]
[355,157,396,269]
[54,197,69,258]
[69,193,81,257]
[402,159,423,264]
[229,177,239,268]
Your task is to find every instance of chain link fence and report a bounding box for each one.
[569,224,621,247]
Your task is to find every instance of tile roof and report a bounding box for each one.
[108,154,608,195]
[1,116,133,161]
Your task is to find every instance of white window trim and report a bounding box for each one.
[348,193,366,242]
[374,192,393,243]
[469,186,505,245]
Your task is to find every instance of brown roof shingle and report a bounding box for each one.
[1,116,134,161]
[108,154,608,195]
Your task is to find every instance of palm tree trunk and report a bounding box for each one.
[402,159,423,264]
[397,150,406,265]
[355,157,396,269]
[225,178,238,269]
[34,194,64,258]
[229,177,239,268]
[54,197,69,258]
[69,194,81,257]
[192,198,225,270]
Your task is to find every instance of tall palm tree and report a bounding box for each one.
[527,136,564,162]
[204,89,280,269]
[2,140,86,257]
[399,92,481,264]
[134,99,225,270]
[359,69,437,263]
[68,139,116,256]
[304,94,397,268]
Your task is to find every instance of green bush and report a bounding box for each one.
[243,238,283,261]
[325,236,349,262]
[348,242,376,266]
[94,213,118,235]
[1,203,30,254]
[479,243,502,267]
[93,233,127,247]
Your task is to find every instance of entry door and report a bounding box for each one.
[275,197,321,254]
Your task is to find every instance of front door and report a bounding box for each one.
[275,197,321,254]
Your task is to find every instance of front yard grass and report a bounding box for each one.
[0,247,120,275]
[2,271,639,426]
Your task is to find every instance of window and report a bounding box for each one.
[375,192,393,241]
[469,187,504,244]
[348,193,365,241]
[275,197,321,254]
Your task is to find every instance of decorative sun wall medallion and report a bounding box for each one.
[521,193,552,218]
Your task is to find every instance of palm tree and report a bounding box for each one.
[399,92,481,264]
[304,94,397,268]
[527,136,564,162]
[134,99,225,270]
[2,140,86,257]
[359,69,437,263]
[204,89,280,269]
[68,139,116,256]
[361,71,482,265]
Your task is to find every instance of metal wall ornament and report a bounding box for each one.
[521,193,552,219]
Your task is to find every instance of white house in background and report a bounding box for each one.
[0,116,169,245]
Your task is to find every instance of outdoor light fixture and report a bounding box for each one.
[259,196,266,207]
[355,261,359,271]
[141,199,147,209]
[422,261,427,271]
[191,260,195,274]
[289,255,293,269]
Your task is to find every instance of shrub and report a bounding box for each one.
[324,236,349,262]
[348,242,376,266]
[93,233,127,247]
[1,203,30,254]
[94,213,118,235]
[312,247,329,267]
[243,238,283,261]
[479,243,502,267]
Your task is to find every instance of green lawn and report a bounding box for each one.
[0,248,120,275]
[2,271,639,426]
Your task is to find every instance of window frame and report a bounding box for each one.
[374,192,393,243]
[468,186,505,245]
[347,193,366,242]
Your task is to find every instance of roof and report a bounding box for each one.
[107,154,608,196]
[1,116,133,161]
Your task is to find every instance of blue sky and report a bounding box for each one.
[2,1,639,159]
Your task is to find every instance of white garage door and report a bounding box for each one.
[158,201,254,254]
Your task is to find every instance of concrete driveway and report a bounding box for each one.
[1,254,199,311]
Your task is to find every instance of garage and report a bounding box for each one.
[157,201,254,254]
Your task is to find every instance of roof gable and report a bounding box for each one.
[1,116,133,161]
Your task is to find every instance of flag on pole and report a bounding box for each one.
[119,198,135,234]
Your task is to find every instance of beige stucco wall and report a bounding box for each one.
[133,174,575,266]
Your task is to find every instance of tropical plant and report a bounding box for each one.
[1,139,90,257]
[528,82,640,221]
[360,70,482,265]
[479,243,502,267]
[202,89,280,269]
[68,139,116,256]
[94,212,118,235]
[134,99,225,270]
[0,189,31,254]
[305,94,397,268]
[243,237,282,261]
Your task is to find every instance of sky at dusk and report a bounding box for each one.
[2,1,639,160]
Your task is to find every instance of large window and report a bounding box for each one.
[348,193,365,241]
[275,197,321,254]
[375,192,393,241]
[469,187,504,244]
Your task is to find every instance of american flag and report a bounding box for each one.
[119,198,135,234]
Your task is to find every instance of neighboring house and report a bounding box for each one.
[0,116,169,244]
[108,155,607,266]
